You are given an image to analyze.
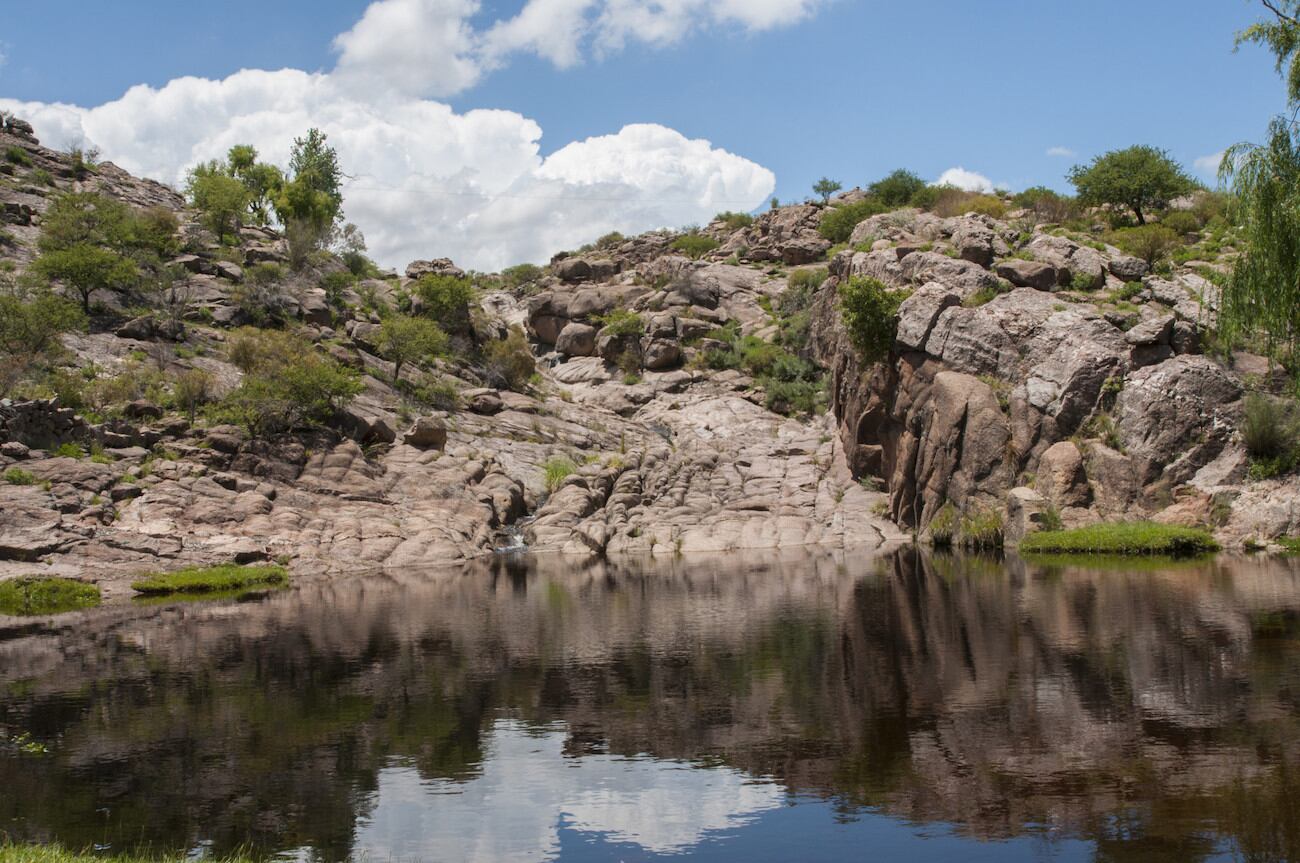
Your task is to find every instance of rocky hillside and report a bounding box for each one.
[0,116,1296,587]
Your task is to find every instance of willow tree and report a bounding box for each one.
[1219,0,1300,380]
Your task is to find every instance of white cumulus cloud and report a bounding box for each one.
[935,167,994,193]
[0,0,797,271]
[1046,146,1076,158]
[1193,150,1225,176]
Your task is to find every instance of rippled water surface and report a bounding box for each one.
[2,550,1300,862]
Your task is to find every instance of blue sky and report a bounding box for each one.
[0,1,1286,268]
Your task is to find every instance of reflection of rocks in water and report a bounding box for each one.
[0,551,1298,861]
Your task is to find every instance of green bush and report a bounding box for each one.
[378,314,448,380]
[1068,145,1195,225]
[1012,186,1076,223]
[1019,521,1218,557]
[960,506,1004,550]
[868,169,927,207]
[219,329,362,436]
[818,197,889,243]
[596,309,644,337]
[839,276,907,363]
[0,289,85,385]
[31,168,54,187]
[932,190,1007,219]
[671,233,720,259]
[2,468,37,486]
[483,326,536,391]
[0,578,100,616]
[596,231,625,249]
[1160,210,1201,235]
[1242,393,1300,478]
[4,145,31,166]
[543,456,577,494]
[714,211,755,230]
[1109,224,1181,267]
[502,263,544,288]
[131,564,287,596]
[928,502,959,547]
[415,274,474,332]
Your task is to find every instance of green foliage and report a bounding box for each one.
[0,578,100,617]
[838,276,907,363]
[185,161,250,242]
[377,314,448,380]
[131,564,288,596]
[1236,0,1300,105]
[53,442,85,459]
[30,168,54,187]
[812,176,843,203]
[274,129,344,267]
[1019,521,1219,557]
[2,468,37,486]
[33,245,137,313]
[959,506,1004,550]
[543,456,577,494]
[931,189,1007,219]
[1108,224,1181,268]
[1242,392,1300,479]
[1012,186,1076,222]
[714,211,755,230]
[220,328,362,436]
[818,197,889,243]
[928,502,959,547]
[227,143,285,226]
[596,231,625,249]
[0,287,85,393]
[671,233,720,259]
[415,274,474,332]
[1220,118,1300,377]
[502,263,544,289]
[1068,145,1195,224]
[172,367,214,422]
[697,326,826,416]
[596,308,645,336]
[483,326,536,392]
[4,145,31,166]
[1160,209,1201,235]
[0,843,256,863]
[868,169,926,207]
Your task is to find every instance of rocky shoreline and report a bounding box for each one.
[1,119,1298,594]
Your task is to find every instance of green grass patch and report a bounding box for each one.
[2,468,38,486]
[543,456,577,494]
[0,844,256,863]
[0,578,100,616]
[1278,536,1300,554]
[1018,521,1218,557]
[130,564,288,596]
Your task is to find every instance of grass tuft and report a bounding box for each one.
[1019,521,1218,557]
[0,843,256,862]
[130,564,288,596]
[0,578,100,617]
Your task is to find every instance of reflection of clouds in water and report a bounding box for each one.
[345,719,784,862]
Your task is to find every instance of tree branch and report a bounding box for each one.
[1262,0,1300,27]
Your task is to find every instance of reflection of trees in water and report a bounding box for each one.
[0,551,1298,861]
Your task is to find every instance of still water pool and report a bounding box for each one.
[1,549,1299,862]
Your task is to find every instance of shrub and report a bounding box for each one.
[818,197,889,243]
[1012,186,1076,223]
[868,169,926,207]
[908,185,943,210]
[220,329,362,436]
[483,326,535,391]
[1242,393,1300,478]
[31,168,54,187]
[0,288,85,373]
[960,506,1004,550]
[172,368,214,422]
[1019,521,1218,556]
[54,442,85,459]
[186,162,251,243]
[33,245,138,314]
[838,276,907,363]
[596,231,625,249]
[377,314,448,380]
[0,577,99,616]
[714,211,754,230]
[131,564,287,596]
[1109,224,1181,268]
[4,145,31,166]
[928,502,959,546]
[1160,210,1201,235]
[543,456,577,494]
[813,177,843,203]
[415,274,474,332]
[596,309,644,337]
[932,190,1007,219]
[671,233,720,259]
[2,468,37,486]
[502,263,544,289]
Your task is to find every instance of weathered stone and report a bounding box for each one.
[405,258,464,280]
[555,322,597,357]
[1036,441,1091,508]
[554,258,592,283]
[642,339,682,371]
[1109,255,1148,282]
[995,259,1058,291]
[404,416,447,450]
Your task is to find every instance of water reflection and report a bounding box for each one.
[0,549,1298,862]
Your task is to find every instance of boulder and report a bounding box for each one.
[404,416,447,450]
[1004,486,1051,545]
[1108,255,1148,282]
[554,258,592,284]
[1036,441,1091,508]
[642,339,682,371]
[555,322,598,357]
[950,219,996,267]
[780,237,832,265]
[405,258,464,280]
[995,259,1058,291]
[465,389,505,415]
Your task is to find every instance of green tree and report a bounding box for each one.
[1236,0,1300,105]
[186,161,250,243]
[414,274,474,332]
[839,276,907,363]
[221,328,361,436]
[377,314,448,381]
[34,245,138,313]
[227,144,284,226]
[867,169,926,207]
[1067,146,1194,224]
[274,129,344,267]
[812,177,843,204]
